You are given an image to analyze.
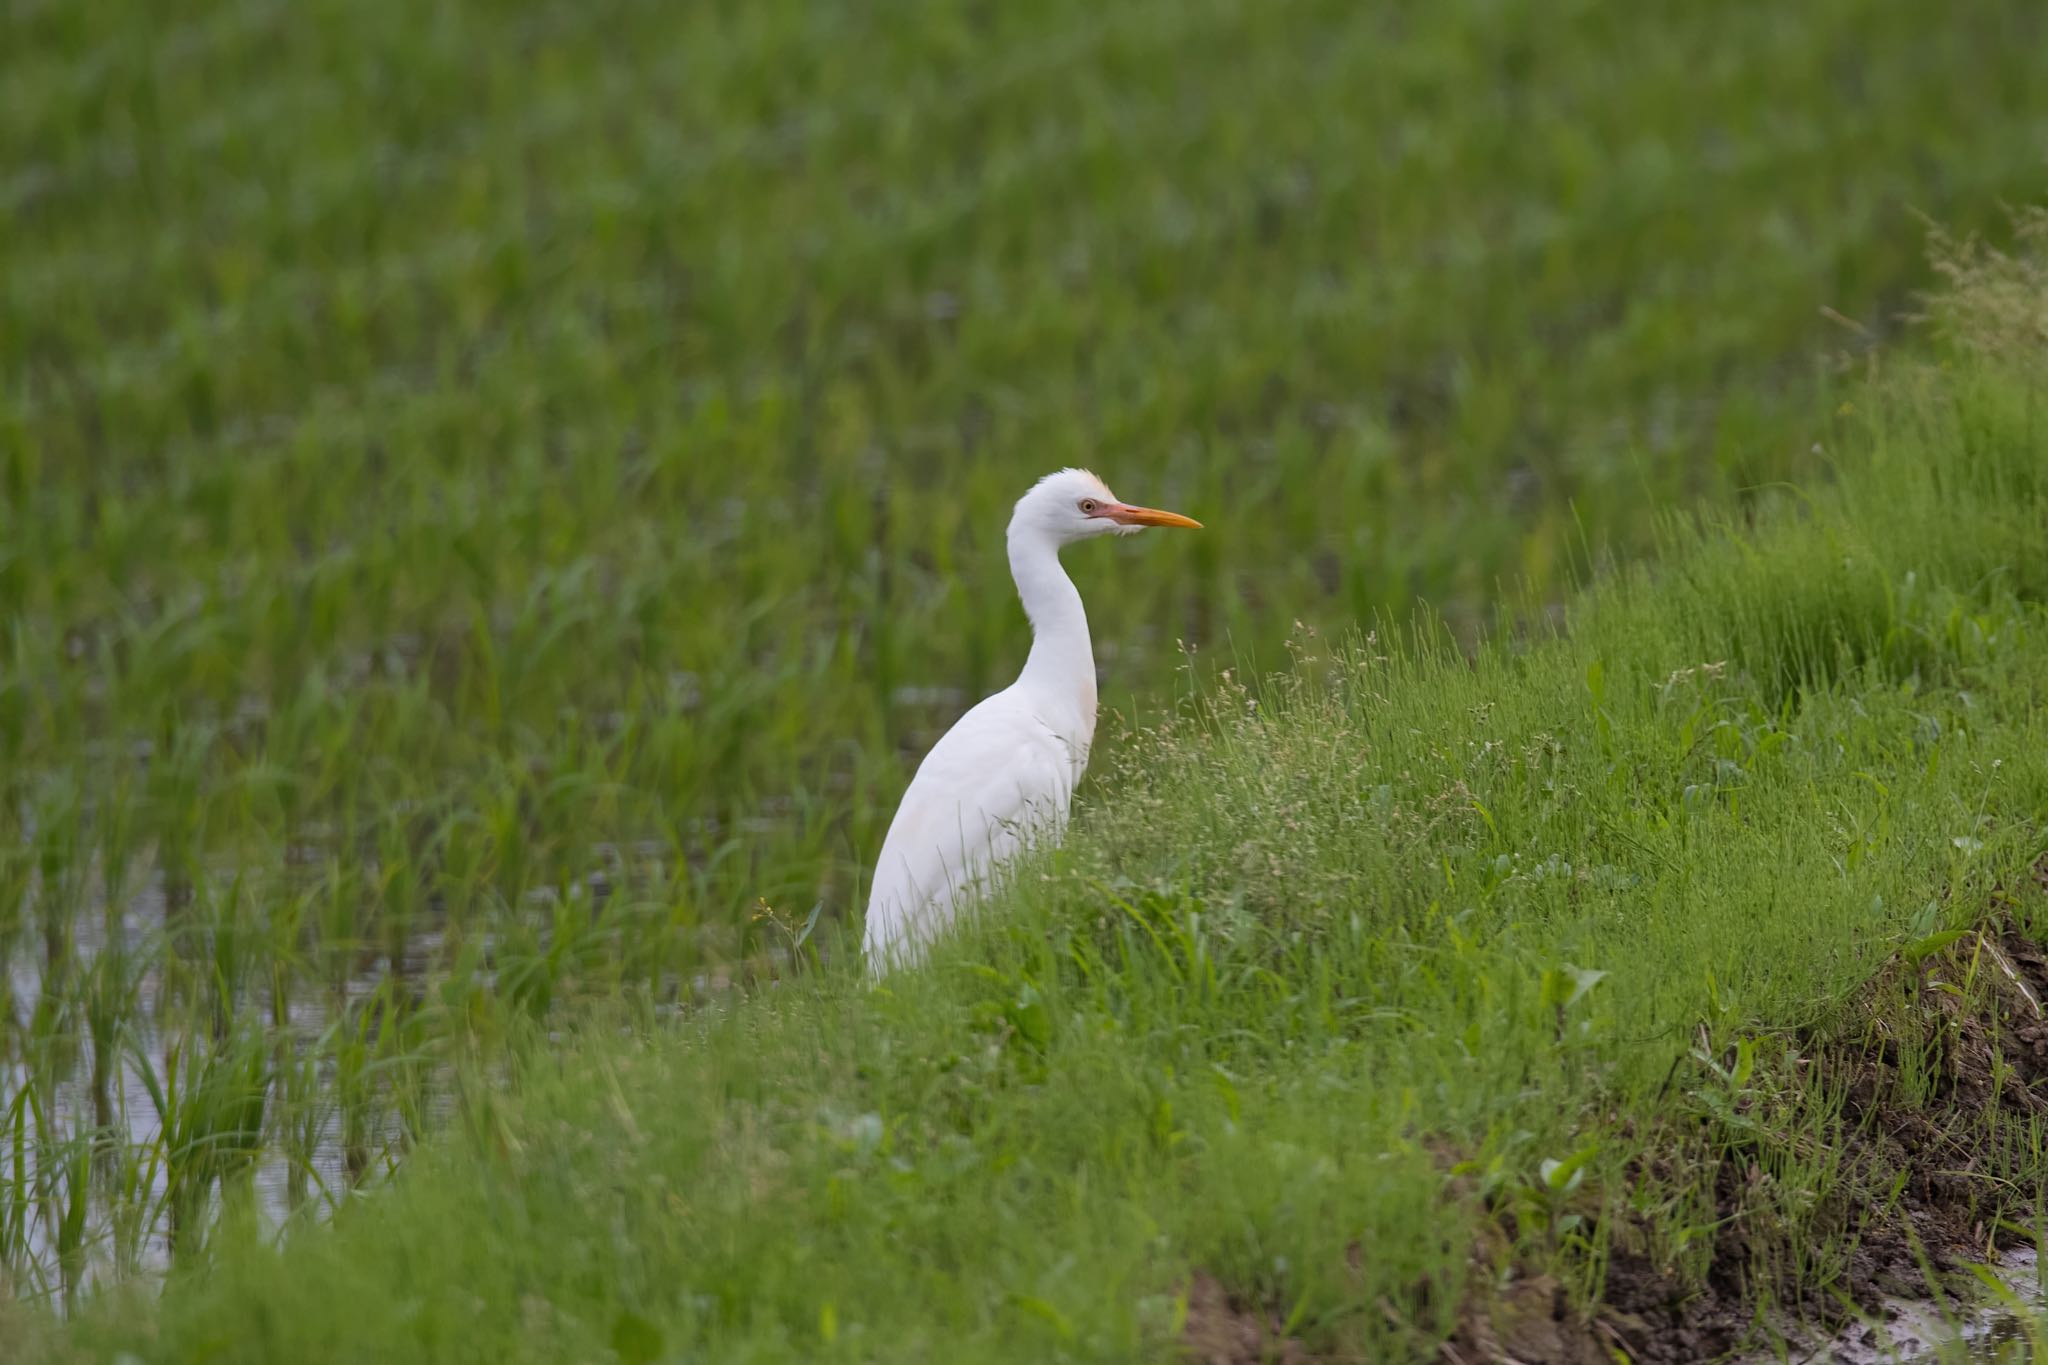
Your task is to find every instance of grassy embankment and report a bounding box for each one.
[21,226,2048,1362]
[7,0,2048,1305]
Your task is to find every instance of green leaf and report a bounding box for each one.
[1903,929,1967,965]
[1565,966,1608,1008]
[1542,964,1609,1011]
[611,1310,665,1365]
[1008,1294,1076,1341]
[797,900,824,947]
[1729,1038,1756,1089]
[1006,983,1051,1048]
[1540,1140,1600,1193]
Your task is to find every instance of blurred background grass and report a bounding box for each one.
[3,0,2048,1298]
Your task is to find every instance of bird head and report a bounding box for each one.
[1012,468,1203,546]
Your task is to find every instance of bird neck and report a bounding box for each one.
[1007,525,1097,720]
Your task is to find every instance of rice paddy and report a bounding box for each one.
[21,284,2048,1361]
[7,0,2048,1354]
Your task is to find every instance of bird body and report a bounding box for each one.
[862,469,1200,975]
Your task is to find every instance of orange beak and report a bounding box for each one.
[1102,502,1203,529]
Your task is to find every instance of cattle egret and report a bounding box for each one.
[862,469,1201,976]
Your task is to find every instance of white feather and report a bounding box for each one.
[860,469,1195,976]
[860,690,1086,973]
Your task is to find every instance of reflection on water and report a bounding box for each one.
[1,841,767,1308]
[9,848,2048,1342]
[1790,1247,2047,1364]
[2,868,412,1303]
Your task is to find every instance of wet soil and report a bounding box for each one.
[1184,864,2048,1364]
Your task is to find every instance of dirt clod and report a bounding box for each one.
[1182,1271,1312,1365]
[1184,866,2048,1364]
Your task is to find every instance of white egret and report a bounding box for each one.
[862,468,1201,975]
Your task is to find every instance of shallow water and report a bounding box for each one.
[3,866,407,1300]
[1783,1248,2047,1364]
[8,848,2048,1342]
[0,836,772,1305]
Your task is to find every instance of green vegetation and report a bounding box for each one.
[7,0,2048,1355]
[23,245,2048,1362]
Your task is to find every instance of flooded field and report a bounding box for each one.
[0,835,771,1302]
[13,0,2048,1352]
[7,853,459,1299]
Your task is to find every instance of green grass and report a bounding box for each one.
[8,0,2048,1342]
[21,299,2048,1362]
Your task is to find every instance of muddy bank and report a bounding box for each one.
[1186,873,2048,1363]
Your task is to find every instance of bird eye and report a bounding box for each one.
[1078,498,1099,514]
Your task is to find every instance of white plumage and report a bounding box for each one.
[862,469,1201,976]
